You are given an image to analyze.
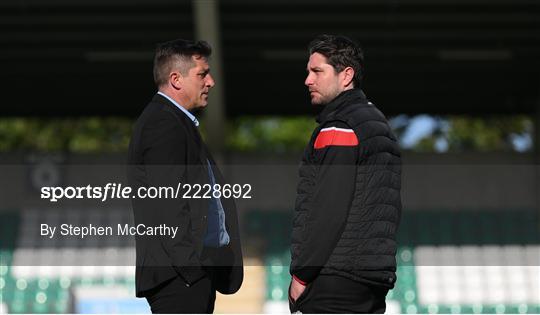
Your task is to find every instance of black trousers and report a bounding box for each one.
[289,275,388,314]
[145,275,216,314]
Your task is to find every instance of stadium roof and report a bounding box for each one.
[1,0,539,117]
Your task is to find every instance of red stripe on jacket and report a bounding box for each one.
[314,127,359,149]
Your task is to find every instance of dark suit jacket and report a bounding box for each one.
[127,93,243,297]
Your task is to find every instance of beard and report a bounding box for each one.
[311,88,340,105]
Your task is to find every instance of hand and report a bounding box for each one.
[289,277,307,302]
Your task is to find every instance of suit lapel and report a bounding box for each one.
[154,93,209,165]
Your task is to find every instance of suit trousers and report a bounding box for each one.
[145,274,215,314]
[289,274,388,314]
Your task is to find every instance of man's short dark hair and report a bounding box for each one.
[308,34,364,88]
[153,39,212,88]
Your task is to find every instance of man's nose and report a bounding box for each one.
[304,73,313,86]
[206,74,215,87]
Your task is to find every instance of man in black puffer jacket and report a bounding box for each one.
[289,34,402,314]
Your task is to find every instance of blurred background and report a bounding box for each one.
[0,0,539,313]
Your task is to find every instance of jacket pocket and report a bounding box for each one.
[288,282,311,306]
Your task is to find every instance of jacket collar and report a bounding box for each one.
[153,93,199,126]
[153,92,176,109]
[316,88,368,123]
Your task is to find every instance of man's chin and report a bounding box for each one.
[191,102,207,114]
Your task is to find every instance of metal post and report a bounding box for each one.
[193,0,226,155]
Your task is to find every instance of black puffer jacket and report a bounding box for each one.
[290,88,401,288]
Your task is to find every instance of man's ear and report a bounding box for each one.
[170,71,183,90]
[341,67,355,88]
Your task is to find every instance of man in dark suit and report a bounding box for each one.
[127,39,243,313]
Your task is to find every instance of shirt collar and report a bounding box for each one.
[157,91,199,127]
